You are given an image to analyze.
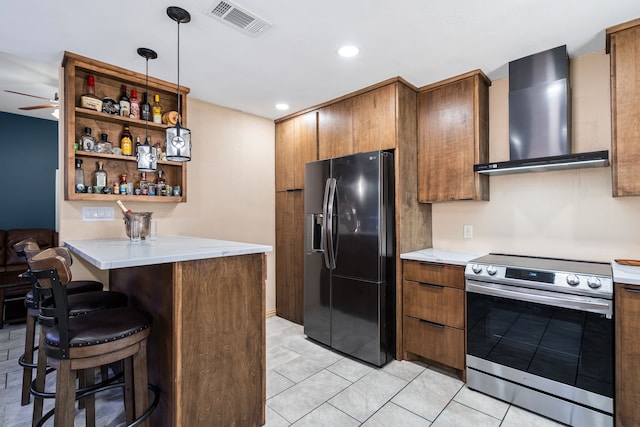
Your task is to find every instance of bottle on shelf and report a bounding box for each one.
[157,170,167,196]
[78,127,96,151]
[113,181,120,194]
[140,92,151,121]
[152,94,162,123]
[138,171,149,195]
[80,74,103,111]
[94,161,108,190]
[155,142,163,161]
[130,89,140,119]
[94,133,113,154]
[120,173,128,195]
[120,126,133,156]
[119,85,130,118]
[75,159,85,193]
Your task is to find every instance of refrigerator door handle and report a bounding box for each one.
[325,177,337,270]
[321,178,332,269]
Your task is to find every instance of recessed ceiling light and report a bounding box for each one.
[338,45,359,58]
[275,103,289,111]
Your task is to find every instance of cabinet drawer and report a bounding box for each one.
[403,260,464,289]
[403,280,464,328]
[403,315,465,370]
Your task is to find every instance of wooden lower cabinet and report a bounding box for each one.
[402,260,465,377]
[275,190,304,324]
[615,281,640,426]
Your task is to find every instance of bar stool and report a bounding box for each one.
[28,248,157,427]
[13,238,105,406]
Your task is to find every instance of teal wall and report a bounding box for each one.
[0,111,58,230]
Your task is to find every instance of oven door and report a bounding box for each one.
[466,279,613,412]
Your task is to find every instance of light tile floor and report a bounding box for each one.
[0,317,566,426]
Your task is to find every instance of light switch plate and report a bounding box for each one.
[463,224,473,239]
[82,206,115,222]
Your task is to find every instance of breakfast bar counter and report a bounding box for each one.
[65,236,272,427]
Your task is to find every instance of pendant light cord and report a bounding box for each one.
[145,58,149,139]
[176,20,181,124]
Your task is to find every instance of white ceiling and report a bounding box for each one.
[1,0,639,122]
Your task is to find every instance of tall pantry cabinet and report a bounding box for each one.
[275,78,433,357]
[607,18,640,197]
[274,112,317,324]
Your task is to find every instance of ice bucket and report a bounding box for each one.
[123,212,153,240]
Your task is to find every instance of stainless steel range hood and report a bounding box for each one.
[474,45,609,175]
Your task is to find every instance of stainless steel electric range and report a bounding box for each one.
[465,254,613,427]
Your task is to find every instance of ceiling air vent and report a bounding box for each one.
[204,1,273,37]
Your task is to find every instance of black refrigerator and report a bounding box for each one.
[304,150,395,367]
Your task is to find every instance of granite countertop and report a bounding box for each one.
[400,248,487,266]
[612,261,640,286]
[65,235,272,270]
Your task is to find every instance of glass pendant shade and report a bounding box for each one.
[136,140,158,172]
[165,124,191,161]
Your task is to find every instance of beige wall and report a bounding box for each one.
[58,95,276,312]
[432,50,640,262]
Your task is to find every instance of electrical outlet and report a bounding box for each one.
[463,224,473,239]
[82,206,115,222]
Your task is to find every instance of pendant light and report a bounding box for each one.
[165,6,191,162]
[136,47,159,171]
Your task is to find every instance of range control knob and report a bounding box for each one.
[567,274,580,286]
[487,265,498,276]
[472,264,483,274]
[587,277,602,289]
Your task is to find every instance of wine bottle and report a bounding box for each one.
[140,92,151,121]
[119,85,130,118]
[130,89,140,119]
[116,200,132,214]
[152,94,162,123]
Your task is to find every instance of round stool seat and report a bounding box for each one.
[44,307,152,351]
[40,291,128,321]
[25,281,103,310]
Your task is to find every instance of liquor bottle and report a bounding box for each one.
[152,94,162,123]
[121,126,133,156]
[75,159,85,193]
[94,133,113,154]
[140,92,151,121]
[120,173,128,195]
[78,127,96,151]
[119,85,130,118]
[138,172,149,195]
[94,161,107,189]
[157,170,167,196]
[130,89,140,119]
[80,74,103,111]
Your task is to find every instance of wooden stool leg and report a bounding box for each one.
[84,368,96,427]
[31,329,47,425]
[21,311,36,405]
[124,357,135,424]
[133,341,149,427]
[54,360,75,427]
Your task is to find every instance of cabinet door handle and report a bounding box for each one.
[419,262,444,268]
[419,319,445,328]
[624,288,640,294]
[419,282,444,289]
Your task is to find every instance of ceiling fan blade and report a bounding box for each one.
[19,104,57,110]
[4,90,56,101]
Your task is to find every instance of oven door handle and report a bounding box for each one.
[466,280,613,316]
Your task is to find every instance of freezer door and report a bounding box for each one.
[304,159,332,345]
[331,151,389,282]
[331,276,390,366]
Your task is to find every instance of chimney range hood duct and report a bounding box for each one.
[474,45,609,175]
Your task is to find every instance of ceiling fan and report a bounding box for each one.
[4,89,59,110]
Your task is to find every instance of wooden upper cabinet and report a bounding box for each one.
[607,18,640,197]
[417,70,490,203]
[353,84,397,152]
[318,98,353,160]
[275,111,317,190]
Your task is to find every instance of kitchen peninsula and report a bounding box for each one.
[65,236,272,427]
